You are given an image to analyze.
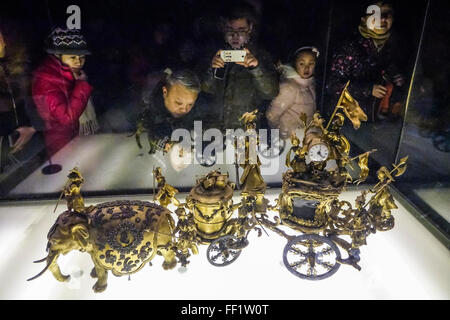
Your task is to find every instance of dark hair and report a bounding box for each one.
[219,2,258,31]
[289,46,320,67]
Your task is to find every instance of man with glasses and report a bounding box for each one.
[200,3,279,130]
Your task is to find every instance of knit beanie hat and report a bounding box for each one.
[46,28,91,55]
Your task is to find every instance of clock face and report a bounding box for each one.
[308,143,329,162]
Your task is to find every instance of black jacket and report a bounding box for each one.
[326,33,406,119]
[200,43,279,130]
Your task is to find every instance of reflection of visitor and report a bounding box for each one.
[200,3,279,130]
[267,46,319,139]
[0,26,43,172]
[326,2,406,121]
[32,28,97,156]
[136,68,201,154]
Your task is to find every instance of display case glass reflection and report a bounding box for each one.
[0,0,447,247]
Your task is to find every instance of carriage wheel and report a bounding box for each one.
[283,234,341,280]
[207,235,243,267]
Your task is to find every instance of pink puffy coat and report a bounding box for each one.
[32,55,92,156]
[266,66,316,139]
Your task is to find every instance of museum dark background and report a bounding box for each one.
[0,0,448,181]
[0,0,436,116]
[0,0,436,115]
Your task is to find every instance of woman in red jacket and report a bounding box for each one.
[32,28,94,156]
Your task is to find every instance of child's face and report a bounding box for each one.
[60,54,86,71]
[295,52,316,79]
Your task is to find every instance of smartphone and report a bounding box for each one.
[220,50,246,63]
[8,130,19,148]
[213,67,226,80]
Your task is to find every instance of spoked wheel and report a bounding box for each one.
[207,235,245,267]
[283,234,341,280]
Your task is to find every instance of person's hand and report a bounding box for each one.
[10,126,36,154]
[235,48,259,68]
[212,50,225,69]
[0,31,6,58]
[372,84,388,99]
[393,74,405,87]
[73,69,87,81]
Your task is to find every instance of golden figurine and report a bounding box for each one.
[325,112,351,171]
[238,110,266,194]
[367,157,408,231]
[174,207,199,267]
[238,109,268,213]
[153,167,181,207]
[286,133,308,175]
[63,167,87,214]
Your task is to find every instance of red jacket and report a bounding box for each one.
[32,55,92,156]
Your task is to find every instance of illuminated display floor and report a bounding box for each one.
[0,190,448,300]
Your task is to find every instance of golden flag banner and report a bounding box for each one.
[339,87,368,130]
[351,149,376,185]
[393,156,409,177]
[356,152,370,185]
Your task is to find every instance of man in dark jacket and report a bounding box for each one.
[0,27,44,173]
[136,68,201,154]
[200,3,279,130]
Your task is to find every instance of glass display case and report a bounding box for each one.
[0,0,448,300]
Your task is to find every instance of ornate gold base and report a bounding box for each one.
[194,220,237,244]
[279,210,327,234]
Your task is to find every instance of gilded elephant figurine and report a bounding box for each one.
[28,200,177,293]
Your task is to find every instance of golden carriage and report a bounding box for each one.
[28,85,408,291]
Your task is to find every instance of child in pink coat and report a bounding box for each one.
[266,47,319,139]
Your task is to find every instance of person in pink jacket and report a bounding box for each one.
[32,28,94,156]
[266,46,319,140]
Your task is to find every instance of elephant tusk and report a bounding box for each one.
[27,252,58,281]
[27,262,51,281]
[33,256,48,263]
